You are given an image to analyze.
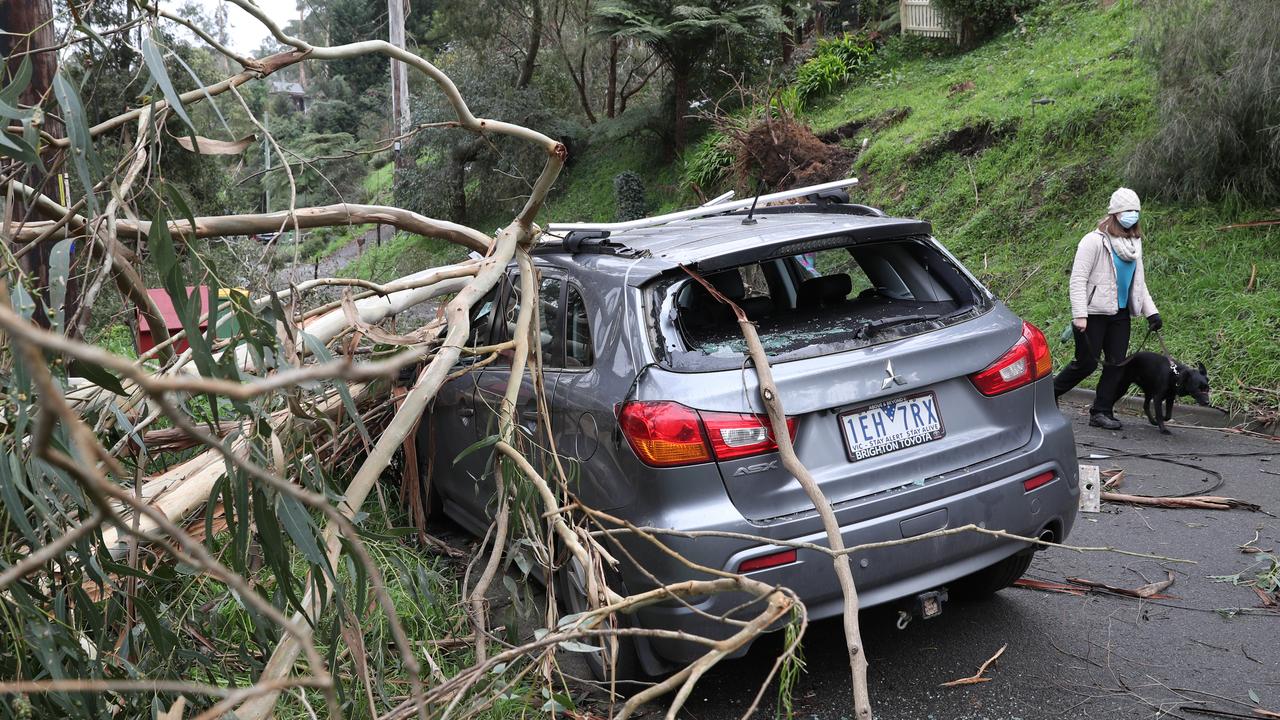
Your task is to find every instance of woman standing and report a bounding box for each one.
[1053,187,1162,429]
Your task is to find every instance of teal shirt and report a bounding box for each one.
[1112,249,1136,310]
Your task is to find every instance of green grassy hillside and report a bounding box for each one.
[534,0,1279,419]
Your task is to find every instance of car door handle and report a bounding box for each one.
[458,406,474,418]
[520,411,540,422]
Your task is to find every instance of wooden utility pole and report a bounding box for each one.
[297,2,307,88]
[1,0,71,330]
[387,0,412,171]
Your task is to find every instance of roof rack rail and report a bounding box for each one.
[545,178,859,235]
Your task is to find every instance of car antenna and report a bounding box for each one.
[741,179,766,225]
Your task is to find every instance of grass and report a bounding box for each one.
[537,135,688,225]
[799,0,1278,417]
[529,0,1280,418]
[364,161,395,204]
[339,230,469,283]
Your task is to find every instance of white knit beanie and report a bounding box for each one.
[1108,187,1141,215]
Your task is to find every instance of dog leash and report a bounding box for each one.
[1110,326,1156,367]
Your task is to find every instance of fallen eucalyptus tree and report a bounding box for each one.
[0,7,819,720]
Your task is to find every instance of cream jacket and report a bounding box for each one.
[1068,230,1158,319]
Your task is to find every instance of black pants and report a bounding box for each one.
[1053,310,1131,415]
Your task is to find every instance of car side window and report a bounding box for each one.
[468,285,501,347]
[494,274,562,364]
[565,285,593,368]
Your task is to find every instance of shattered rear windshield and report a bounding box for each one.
[654,236,989,369]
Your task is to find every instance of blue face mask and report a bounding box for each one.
[1118,210,1140,228]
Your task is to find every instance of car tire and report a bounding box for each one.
[951,550,1033,599]
[553,553,650,693]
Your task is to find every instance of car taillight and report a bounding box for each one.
[618,401,797,467]
[618,401,712,467]
[700,410,798,462]
[969,321,1053,396]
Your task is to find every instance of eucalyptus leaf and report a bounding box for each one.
[300,331,371,446]
[0,128,38,164]
[48,239,72,333]
[0,95,32,121]
[0,56,31,104]
[51,71,97,215]
[141,36,196,132]
[68,361,128,396]
[277,493,333,580]
[454,434,500,465]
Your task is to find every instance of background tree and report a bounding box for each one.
[592,0,785,149]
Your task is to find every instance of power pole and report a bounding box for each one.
[297,2,307,89]
[387,0,412,171]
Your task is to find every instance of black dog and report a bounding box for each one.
[1118,351,1211,434]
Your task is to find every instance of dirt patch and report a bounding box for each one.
[913,119,1013,163]
[732,115,855,190]
[817,107,912,144]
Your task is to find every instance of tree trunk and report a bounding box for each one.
[563,46,597,123]
[516,0,543,89]
[1,0,68,331]
[606,37,619,118]
[672,68,689,154]
[446,152,467,225]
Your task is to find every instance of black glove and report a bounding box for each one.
[1147,313,1163,332]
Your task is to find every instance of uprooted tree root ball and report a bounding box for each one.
[727,113,856,191]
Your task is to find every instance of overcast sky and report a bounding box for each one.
[193,0,300,53]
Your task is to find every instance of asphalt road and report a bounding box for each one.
[637,401,1280,719]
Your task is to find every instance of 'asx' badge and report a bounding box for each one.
[882,360,907,391]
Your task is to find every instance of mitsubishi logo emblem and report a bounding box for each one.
[882,360,906,390]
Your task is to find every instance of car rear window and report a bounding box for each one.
[654,236,990,369]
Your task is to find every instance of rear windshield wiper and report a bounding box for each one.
[853,308,969,339]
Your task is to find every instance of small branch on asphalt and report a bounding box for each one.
[940,644,1007,687]
[1103,492,1262,512]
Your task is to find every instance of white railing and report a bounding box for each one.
[900,0,957,39]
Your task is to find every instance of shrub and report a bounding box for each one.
[1126,0,1280,203]
[681,131,736,192]
[793,33,876,104]
[931,0,1040,37]
[613,171,648,221]
[795,53,850,103]
[816,33,876,71]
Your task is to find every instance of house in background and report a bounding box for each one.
[270,80,310,113]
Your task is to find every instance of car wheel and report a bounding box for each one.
[951,550,1033,599]
[553,553,649,692]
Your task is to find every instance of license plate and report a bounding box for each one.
[839,392,944,461]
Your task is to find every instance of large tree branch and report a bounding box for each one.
[7,202,494,251]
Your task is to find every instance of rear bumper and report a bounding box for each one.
[625,386,1078,670]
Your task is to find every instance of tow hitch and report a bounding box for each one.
[895,588,949,629]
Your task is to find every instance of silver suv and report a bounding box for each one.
[423,185,1078,679]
